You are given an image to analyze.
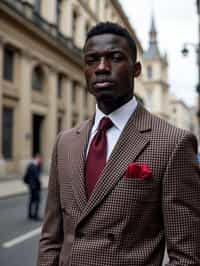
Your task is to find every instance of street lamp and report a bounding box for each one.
[181,43,199,57]
[181,0,200,141]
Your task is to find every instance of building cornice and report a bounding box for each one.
[170,99,191,110]
[0,0,83,68]
[77,0,98,22]
[143,80,169,88]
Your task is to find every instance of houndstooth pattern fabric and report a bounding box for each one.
[37,104,200,266]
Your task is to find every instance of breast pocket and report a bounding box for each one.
[118,177,160,202]
[104,177,160,221]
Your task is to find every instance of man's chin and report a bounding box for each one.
[96,94,115,103]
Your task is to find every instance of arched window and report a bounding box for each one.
[32,65,44,92]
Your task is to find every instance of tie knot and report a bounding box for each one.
[98,117,113,131]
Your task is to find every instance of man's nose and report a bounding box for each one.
[95,57,111,73]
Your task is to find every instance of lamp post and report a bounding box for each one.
[197,0,200,141]
[181,0,200,141]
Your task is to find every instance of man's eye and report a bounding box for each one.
[111,53,123,62]
[85,56,98,64]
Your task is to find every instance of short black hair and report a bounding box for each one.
[85,21,137,63]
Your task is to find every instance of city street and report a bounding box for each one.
[0,192,47,266]
[0,192,168,266]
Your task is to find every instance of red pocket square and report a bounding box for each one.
[124,162,152,180]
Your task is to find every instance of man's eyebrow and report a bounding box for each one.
[84,48,123,56]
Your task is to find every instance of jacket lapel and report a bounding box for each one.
[71,118,93,211]
[78,104,152,223]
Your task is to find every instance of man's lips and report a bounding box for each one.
[93,81,115,89]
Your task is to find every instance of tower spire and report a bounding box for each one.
[149,12,157,44]
[144,12,160,60]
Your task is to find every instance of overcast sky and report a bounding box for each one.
[119,0,198,107]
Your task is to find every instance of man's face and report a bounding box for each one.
[84,34,139,112]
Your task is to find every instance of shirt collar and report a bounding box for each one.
[92,97,138,133]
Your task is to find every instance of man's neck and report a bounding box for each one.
[97,96,133,115]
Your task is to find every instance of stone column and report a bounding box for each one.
[60,0,73,38]
[75,14,86,49]
[42,66,57,172]
[89,0,96,13]
[78,84,85,122]
[15,51,32,174]
[99,0,105,21]
[88,93,96,116]
[63,77,73,129]
[106,5,112,21]
[41,0,57,24]
[0,38,6,177]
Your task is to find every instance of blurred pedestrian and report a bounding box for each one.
[24,153,42,221]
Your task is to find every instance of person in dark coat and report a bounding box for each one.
[25,154,42,221]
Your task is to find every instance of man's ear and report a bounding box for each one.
[133,62,142,77]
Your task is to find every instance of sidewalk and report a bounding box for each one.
[0,175,49,199]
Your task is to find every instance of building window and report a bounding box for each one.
[57,0,62,28]
[72,113,78,127]
[3,46,14,81]
[72,10,78,41]
[57,116,63,133]
[2,107,13,159]
[57,74,62,98]
[72,81,77,104]
[34,0,41,13]
[173,107,176,113]
[147,65,153,79]
[85,22,90,35]
[32,66,44,92]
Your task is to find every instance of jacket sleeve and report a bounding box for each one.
[162,132,200,265]
[37,133,63,266]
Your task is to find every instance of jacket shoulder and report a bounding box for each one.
[55,119,92,146]
[147,110,197,147]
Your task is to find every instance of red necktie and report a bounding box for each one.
[85,117,113,198]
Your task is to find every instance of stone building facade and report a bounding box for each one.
[0,0,144,177]
[169,95,199,144]
[169,95,193,131]
[0,1,197,177]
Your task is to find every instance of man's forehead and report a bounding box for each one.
[84,33,129,52]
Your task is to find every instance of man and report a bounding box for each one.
[38,22,200,265]
[25,153,42,220]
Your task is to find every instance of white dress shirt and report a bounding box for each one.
[86,97,138,161]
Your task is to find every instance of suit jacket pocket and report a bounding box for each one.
[116,177,160,202]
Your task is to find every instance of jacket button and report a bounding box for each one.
[107,233,115,241]
[75,231,84,239]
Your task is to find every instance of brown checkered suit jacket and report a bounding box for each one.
[38,104,200,266]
